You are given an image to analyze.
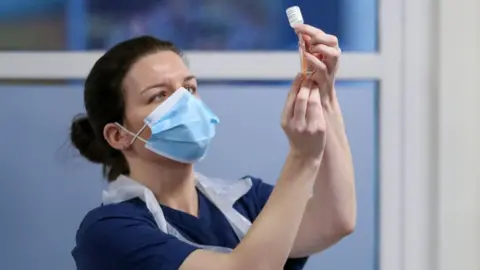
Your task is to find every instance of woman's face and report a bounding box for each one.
[121,50,198,163]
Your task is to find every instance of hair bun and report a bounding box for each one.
[70,115,107,163]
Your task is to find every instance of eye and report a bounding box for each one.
[150,91,168,103]
[184,86,196,94]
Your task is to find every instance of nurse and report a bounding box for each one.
[71,24,355,270]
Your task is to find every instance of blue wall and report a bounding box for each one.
[0,82,378,270]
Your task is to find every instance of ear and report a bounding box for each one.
[103,123,131,150]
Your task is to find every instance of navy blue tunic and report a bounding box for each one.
[72,177,308,270]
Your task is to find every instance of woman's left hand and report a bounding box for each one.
[294,24,341,104]
[287,27,355,261]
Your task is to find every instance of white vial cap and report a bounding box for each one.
[286,6,304,27]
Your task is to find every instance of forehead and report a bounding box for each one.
[124,51,190,89]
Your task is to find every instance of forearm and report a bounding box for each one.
[310,125,356,233]
[320,95,354,180]
[311,98,356,232]
[292,97,356,257]
[231,153,321,269]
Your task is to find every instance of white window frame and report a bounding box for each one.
[0,0,437,269]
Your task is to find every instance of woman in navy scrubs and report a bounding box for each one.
[70,24,356,270]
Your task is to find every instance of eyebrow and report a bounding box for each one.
[141,75,197,94]
[184,75,196,82]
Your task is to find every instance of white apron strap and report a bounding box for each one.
[102,175,168,232]
[195,173,253,240]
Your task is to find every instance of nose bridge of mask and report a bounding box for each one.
[145,87,190,125]
[195,173,253,238]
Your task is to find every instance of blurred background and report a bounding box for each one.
[0,0,478,270]
[0,0,375,51]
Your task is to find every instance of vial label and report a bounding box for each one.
[286,6,304,27]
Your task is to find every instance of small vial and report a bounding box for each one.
[286,6,304,27]
[286,6,308,75]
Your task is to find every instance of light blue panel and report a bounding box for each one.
[0,86,103,270]
[0,82,378,270]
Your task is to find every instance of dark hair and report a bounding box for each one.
[70,36,182,181]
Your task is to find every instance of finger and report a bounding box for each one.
[294,24,325,37]
[314,53,326,62]
[293,79,313,122]
[301,34,311,43]
[306,84,321,123]
[304,52,328,75]
[290,72,304,93]
[309,44,341,59]
[309,34,339,48]
[282,74,304,122]
[294,24,338,47]
[308,44,340,70]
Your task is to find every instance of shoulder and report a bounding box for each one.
[73,199,157,261]
[73,199,198,270]
[76,198,154,235]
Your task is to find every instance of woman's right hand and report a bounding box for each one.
[281,74,327,160]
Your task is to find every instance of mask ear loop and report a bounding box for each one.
[115,122,148,145]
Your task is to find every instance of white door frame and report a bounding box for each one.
[436,0,480,270]
[401,0,480,269]
[402,0,436,269]
[0,0,436,269]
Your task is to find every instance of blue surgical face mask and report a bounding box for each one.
[116,87,219,163]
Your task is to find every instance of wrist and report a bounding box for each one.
[322,90,340,112]
[287,150,324,167]
[323,94,346,129]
